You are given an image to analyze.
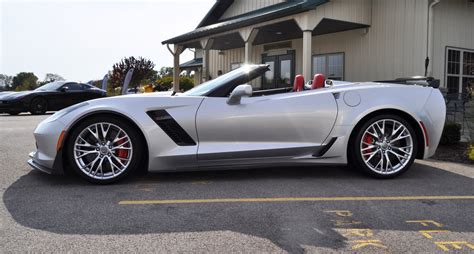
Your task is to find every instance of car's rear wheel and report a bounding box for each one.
[353,114,418,178]
[30,97,48,115]
[66,116,143,184]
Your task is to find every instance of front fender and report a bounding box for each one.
[55,95,204,172]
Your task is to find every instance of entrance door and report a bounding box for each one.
[262,52,295,89]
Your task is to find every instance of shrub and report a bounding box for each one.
[469,145,474,161]
[155,76,173,91]
[179,77,194,92]
[155,76,194,92]
[440,122,461,145]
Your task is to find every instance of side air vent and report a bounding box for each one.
[147,110,197,146]
[313,137,337,157]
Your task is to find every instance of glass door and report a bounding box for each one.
[262,52,295,90]
[262,55,277,89]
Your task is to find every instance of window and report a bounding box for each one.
[312,53,344,80]
[63,83,83,91]
[445,47,474,95]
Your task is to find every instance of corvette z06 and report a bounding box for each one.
[28,65,446,184]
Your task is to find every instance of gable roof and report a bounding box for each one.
[197,0,234,28]
[162,0,330,45]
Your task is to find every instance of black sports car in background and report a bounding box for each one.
[0,81,106,115]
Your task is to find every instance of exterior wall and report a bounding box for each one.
[207,0,430,87]
[311,0,372,26]
[220,0,285,20]
[432,0,474,87]
[312,0,429,82]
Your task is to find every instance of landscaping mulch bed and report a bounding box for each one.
[432,142,474,165]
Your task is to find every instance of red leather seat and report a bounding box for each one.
[311,74,326,90]
[293,75,305,92]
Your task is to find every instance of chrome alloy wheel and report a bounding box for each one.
[360,119,414,175]
[73,122,133,180]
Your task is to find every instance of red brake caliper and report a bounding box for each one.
[116,139,128,160]
[362,134,374,159]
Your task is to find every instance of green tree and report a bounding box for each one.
[0,74,13,90]
[44,73,65,83]
[110,56,156,89]
[159,67,173,78]
[37,73,66,86]
[12,72,38,91]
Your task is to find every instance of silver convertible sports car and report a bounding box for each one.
[28,65,446,184]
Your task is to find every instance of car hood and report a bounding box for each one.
[0,91,36,100]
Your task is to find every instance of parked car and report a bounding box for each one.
[28,65,445,184]
[125,87,141,94]
[0,81,106,115]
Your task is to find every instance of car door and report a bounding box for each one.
[60,83,84,107]
[195,90,338,167]
[79,84,101,101]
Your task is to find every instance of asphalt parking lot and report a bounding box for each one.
[1,114,473,253]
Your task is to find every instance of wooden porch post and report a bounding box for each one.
[241,28,259,64]
[302,30,313,83]
[200,38,214,82]
[167,44,184,92]
[295,11,321,81]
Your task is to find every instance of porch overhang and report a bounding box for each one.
[180,58,202,70]
[175,17,370,50]
[162,0,330,46]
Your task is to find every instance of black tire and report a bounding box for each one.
[30,97,48,115]
[352,114,418,179]
[8,111,21,116]
[66,115,144,184]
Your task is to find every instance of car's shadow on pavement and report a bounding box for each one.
[3,163,474,253]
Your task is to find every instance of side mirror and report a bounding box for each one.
[59,87,69,92]
[227,84,252,105]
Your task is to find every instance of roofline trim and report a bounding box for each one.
[162,0,330,45]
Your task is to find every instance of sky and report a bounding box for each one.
[0,0,215,82]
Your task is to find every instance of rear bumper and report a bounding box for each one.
[420,89,446,159]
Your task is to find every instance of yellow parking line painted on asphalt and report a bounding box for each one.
[118,195,474,205]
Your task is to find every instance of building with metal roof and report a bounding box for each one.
[164,0,474,95]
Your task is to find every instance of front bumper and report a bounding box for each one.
[28,152,54,174]
[27,119,67,175]
[0,100,25,113]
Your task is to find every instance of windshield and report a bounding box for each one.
[183,65,268,97]
[35,81,65,91]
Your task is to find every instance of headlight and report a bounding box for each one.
[44,102,89,123]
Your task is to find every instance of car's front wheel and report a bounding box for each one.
[352,114,418,178]
[30,97,48,115]
[66,116,143,184]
